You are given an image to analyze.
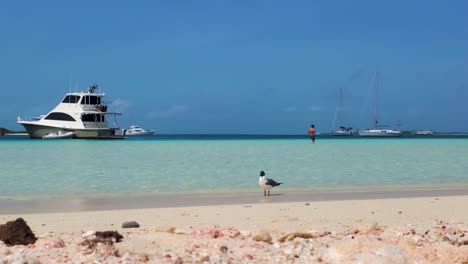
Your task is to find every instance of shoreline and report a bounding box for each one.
[1,186,468,214]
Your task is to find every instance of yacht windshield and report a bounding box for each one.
[62,95,81,104]
[45,112,76,121]
[81,96,101,105]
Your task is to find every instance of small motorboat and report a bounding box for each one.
[127,125,155,136]
[42,131,76,139]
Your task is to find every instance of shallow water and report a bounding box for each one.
[1,137,467,199]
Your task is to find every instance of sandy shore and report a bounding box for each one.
[1,194,468,263]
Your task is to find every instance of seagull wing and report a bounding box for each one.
[266,178,282,187]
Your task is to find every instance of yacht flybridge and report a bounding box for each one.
[17,84,126,139]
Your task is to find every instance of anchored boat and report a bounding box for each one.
[127,125,155,136]
[359,70,402,137]
[18,84,126,139]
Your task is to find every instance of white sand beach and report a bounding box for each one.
[1,194,468,263]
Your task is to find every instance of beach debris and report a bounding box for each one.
[0,252,40,264]
[164,226,177,233]
[220,245,228,253]
[1,220,468,263]
[192,226,240,239]
[252,231,273,244]
[244,254,254,260]
[345,222,384,237]
[35,236,65,248]
[174,229,189,235]
[0,218,37,246]
[240,230,251,238]
[366,222,383,235]
[80,232,122,256]
[122,221,140,229]
[81,230,96,238]
[278,232,318,242]
[95,231,123,242]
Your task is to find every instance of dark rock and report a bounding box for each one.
[122,221,140,228]
[0,218,37,246]
[95,231,123,242]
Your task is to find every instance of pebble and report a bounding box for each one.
[122,221,140,228]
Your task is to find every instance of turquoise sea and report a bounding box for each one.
[1,136,468,200]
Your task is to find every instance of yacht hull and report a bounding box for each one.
[127,131,155,136]
[20,123,124,139]
[358,130,402,137]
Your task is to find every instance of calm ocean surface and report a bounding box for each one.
[1,136,468,199]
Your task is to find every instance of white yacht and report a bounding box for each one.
[359,70,402,137]
[127,125,155,136]
[17,84,126,139]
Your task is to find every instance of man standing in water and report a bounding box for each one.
[308,124,316,144]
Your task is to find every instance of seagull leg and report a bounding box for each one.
[264,190,266,196]
[267,190,270,196]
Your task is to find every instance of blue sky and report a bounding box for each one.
[1,1,468,134]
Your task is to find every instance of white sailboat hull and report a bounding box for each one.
[358,129,402,137]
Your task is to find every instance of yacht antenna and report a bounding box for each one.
[69,75,72,94]
[68,76,72,103]
[373,70,380,129]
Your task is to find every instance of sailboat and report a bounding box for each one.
[332,87,353,136]
[358,70,402,137]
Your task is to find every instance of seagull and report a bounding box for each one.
[258,170,282,196]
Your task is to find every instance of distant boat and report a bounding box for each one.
[413,130,434,135]
[127,125,155,136]
[332,87,353,136]
[334,126,353,136]
[359,129,402,137]
[359,70,402,137]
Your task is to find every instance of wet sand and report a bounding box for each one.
[1,186,468,214]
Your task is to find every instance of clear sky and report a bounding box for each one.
[1,1,468,134]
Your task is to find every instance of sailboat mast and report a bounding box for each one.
[373,70,380,129]
[338,87,343,127]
